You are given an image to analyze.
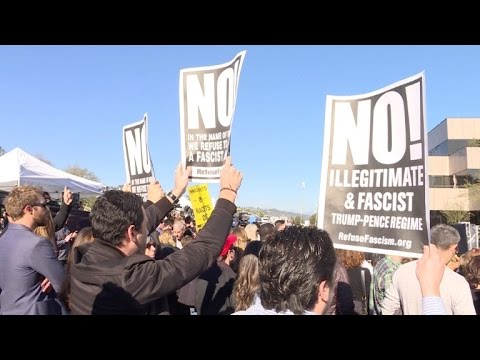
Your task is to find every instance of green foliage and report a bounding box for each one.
[467,139,480,147]
[80,196,97,212]
[65,165,100,182]
[293,216,301,225]
[309,213,317,226]
[440,209,471,224]
[439,200,471,224]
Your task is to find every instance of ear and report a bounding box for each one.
[318,279,330,303]
[24,204,33,215]
[126,224,136,243]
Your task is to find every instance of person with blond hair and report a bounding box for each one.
[0,186,66,314]
[232,254,260,312]
[244,223,258,241]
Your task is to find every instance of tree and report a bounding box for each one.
[34,153,54,166]
[293,216,301,225]
[467,139,480,147]
[0,146,5,156]
[440,201,471,224]
[309,213,317,226]
[80,197,97,212]
[65,165,100,182]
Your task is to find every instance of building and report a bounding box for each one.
[428,117,480,225]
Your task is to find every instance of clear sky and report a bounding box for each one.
[1,45,479,215]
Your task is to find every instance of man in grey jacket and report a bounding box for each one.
[69,157,243,314]
[0,186,66,314]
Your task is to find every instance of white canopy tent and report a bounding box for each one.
[0,147,105,196]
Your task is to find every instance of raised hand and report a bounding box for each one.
[172,162,192,198]
[122,182,132,193]
[63,186,73,206]
[416,244,445,297]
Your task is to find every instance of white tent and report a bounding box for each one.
[0,147,105,196]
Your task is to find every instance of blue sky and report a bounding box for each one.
[1,45,479,215]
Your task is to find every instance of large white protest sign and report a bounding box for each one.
[122,113,155,201]
[317,72,429,258]
[179,51,246,182]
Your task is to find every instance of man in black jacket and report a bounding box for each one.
[69,157,242,315]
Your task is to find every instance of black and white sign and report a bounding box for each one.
[179,51,246,182]
[317,72,429,258]
[123,113,155,201]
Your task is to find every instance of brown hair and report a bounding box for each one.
[233,254,259,311]
[4,186,43,220]
[61,226,94,311]
[336,249,365,269]
[464,256,480,290]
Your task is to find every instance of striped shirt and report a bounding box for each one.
[422,297,446,315]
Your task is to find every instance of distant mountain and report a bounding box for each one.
[237,206,312,219]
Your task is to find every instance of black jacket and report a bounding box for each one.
[69,198,236,315]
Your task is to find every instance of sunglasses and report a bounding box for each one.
[31,202,47,209]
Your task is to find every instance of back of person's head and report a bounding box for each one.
[231,226,248,250]
[430,224,460,250]
[158,230,176,248]
[68,227,94,266]
[233,254,260,312]
[72,226,94,247]
[243,240,262,258]
[219,234,237,260]
[335,249,365,269]
[259,226,336,314]
[464,256,480,290]
[274,219,286,231]
[258,223,275,240]
[4,185,43,220]
[90,190,143,247]
[244,223,258,241]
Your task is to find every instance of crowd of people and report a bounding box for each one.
[0,157,478,315]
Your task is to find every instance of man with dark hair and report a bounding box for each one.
[233,226,336,315]
[69,157,243,315]
[258,222,275,241]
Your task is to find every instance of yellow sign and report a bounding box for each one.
[188,184,214,231]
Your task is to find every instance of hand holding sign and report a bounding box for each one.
[171,162,192,199]
[122,182,132,193]
[147,180,164,204]
[416,244,445,297]
[219,156,243,203]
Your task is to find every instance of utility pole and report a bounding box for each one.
[300,181,306,225]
